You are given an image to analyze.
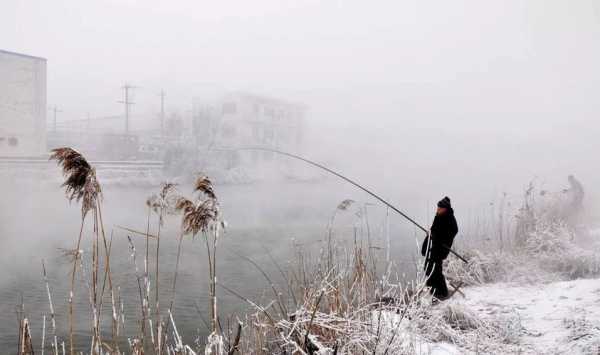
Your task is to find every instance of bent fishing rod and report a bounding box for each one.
[212,147,468,264]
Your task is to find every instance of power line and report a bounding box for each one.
[159,90,166,135]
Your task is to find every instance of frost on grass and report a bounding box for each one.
[561,315,600,354]
[524,222,600,279]
[446,180,600,286]
[433,304,520,348]
[372,299,522,355]
[428,180,600,354]
[18,173,600,354]
[447,221,600,286]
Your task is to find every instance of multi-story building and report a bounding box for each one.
[193,92,307,168]
[0,49,47,157]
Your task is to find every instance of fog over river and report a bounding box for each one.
[0,177,428,350]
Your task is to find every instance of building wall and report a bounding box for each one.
[0,50,47,157]
[210,92,307,168]
[217,93,306,150]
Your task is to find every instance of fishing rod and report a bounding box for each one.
[213,147,468,264]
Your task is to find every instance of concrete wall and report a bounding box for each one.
[0,50,47,157]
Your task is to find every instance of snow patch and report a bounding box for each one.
[446,279,600,354]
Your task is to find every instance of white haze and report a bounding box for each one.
[2,0,600,220]
[2,3,600,347]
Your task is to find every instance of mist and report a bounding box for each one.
[4,1,599,198]
[2,0,600,352]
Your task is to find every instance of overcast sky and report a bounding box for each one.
[2,0,600,202]
[2,1,598,114]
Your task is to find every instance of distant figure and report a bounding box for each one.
[564,175,584,211]
[561,175,584,226]
[421,196,459,299]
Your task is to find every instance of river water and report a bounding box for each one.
[0,178,421,351]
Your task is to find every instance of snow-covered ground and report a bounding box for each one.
[440,278,600,354]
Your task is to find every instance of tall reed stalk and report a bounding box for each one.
[175,176,223,352]
[50,147,106,355]
[147,182,178,353]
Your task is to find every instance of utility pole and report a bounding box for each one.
[118,84,136,133]
[48,106,62,132]
[159,90,166,136]
[87,112,91,132]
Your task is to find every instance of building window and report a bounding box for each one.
[8,137,18,147]
[222,102,237,114]
[221,124,237,138]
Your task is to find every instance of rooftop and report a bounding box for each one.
[0,49,47,62]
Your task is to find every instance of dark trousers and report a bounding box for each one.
[425,259,448,298]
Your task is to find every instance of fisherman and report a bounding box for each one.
[421,196,459,300]
[563,175,584,211]
[561,174,585,225]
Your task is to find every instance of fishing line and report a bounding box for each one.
[212,147,468,264]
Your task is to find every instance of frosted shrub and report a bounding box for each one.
[413,303,522,354]
[561,315,600,354]
[439,304,482,331]
[525,222,600,280]
[445,250,512,285]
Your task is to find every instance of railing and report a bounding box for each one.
[0,156,164,170]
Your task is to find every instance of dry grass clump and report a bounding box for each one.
[447,220,600,285]
[234,254,380,353]
[224,199,409,354]
[445,250,510,286]
[439,304,483,331]
[416,303,522,354]
[449,179,600,286]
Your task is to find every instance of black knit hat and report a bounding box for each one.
[437,196,451,209]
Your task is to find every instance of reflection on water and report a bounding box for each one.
[0,180,419,350]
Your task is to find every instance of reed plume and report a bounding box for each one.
[49,147,91,191]
[194,175,216,199]
[175,175,220,235]
[337,199,355,211]
[175,197,195,215]
[50,147,101,217]
[146,182,180,353]
[146,182,179,225]
[173,175,223,353]
[50,147,115,354]
[177,198,219,235]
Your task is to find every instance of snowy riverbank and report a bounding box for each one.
[418,278,600,354]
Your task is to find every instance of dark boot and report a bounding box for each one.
[424,259,449,299]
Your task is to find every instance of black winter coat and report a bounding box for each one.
[421,208,458,261]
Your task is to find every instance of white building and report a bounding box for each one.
[0,49,47,157]
[193,92,307,168]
